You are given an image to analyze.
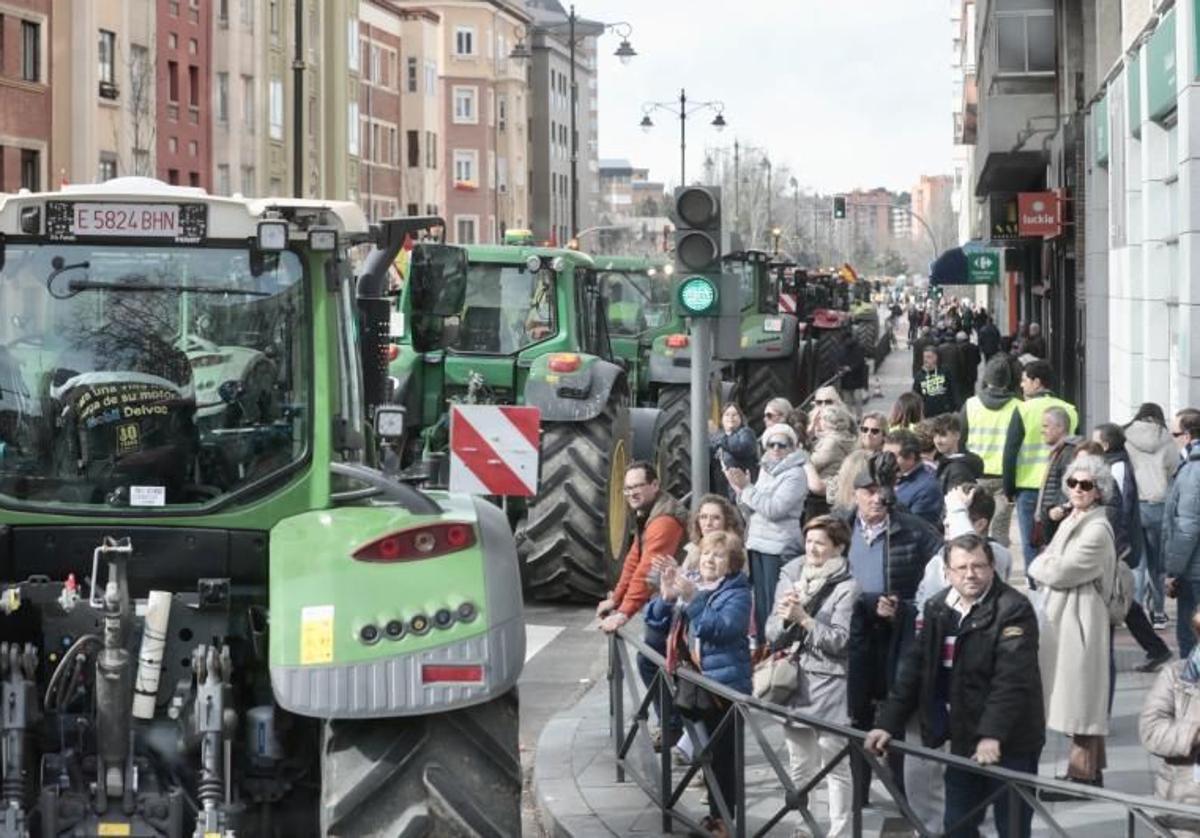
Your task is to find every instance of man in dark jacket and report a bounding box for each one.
[911,327,936,377]
[884,428,945,527]
[956,331,981,399]
[931,413,984,493]
[838,329,869,418]
[914,346,958,418]
[1022,322,1047,359]
[866,533,1044,838]
[1033,406,1081,547]
[977,313,1001,362]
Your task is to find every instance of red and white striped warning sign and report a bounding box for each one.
[449,405,541,496]
[778,293,797,315]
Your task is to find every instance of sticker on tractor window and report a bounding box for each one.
[97,824,132,837]
[116,423,141,455]
[300,605,335,665]
[763,317,783,333]
[129,486,165,507]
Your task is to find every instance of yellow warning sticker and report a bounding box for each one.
[98,824,132,837]
[300,605,335,665]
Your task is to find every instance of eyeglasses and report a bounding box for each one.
[860,426,882,435]
[765,441,791,450]
[622,482,649,495]
[1066,477,1095,492]
[815,399,834,406]
[764,412,781,420]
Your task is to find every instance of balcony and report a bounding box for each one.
[973,87,1053,196]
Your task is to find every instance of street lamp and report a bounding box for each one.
[640,89,727,186]
[761,156,773,234]
[510,6,636,239]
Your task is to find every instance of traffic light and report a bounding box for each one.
[833,195,847,220]
[672,185,723,318]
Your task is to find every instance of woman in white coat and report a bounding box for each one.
[1027,454,1118,787]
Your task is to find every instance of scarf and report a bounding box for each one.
[1183,644,1200,685]
[795,556,849,608]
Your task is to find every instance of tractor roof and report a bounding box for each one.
[465,243,596,268]
[0,177,370,240]
[591,254,671,272]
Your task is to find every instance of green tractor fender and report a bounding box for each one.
[737,313,800,360]
[647,333,695,385]
[523,352,628,422]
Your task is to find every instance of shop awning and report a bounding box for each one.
[929,241,997,286]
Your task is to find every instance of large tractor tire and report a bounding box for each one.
[518,393,630,600]
[742,358,804,436]
[813,329,844,392]
[320,690,522,838]
[654,383,724,503]
[852,316,879,360]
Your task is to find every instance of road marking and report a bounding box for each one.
[525,624,565,662]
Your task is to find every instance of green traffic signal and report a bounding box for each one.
[833,195,847,220]
[676,274,720,316]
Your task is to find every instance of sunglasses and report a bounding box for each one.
[1066,477,1095,492]
[860,426,882,435]
[1173,431,1188,438]
[765,441,791,450]
[815,399,834,406]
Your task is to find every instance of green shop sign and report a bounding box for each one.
[1129,50,1142,139]
[1147,9,1176,123]
[967,250,1001,285]
[1094,94,1109,167]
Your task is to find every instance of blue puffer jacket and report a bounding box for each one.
[645,573,753,695]
[1164,445,1200,582]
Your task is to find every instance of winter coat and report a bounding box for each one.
[611,493,688,618]
[739,449,809,557]
[1026,506,1115,736]
[811,431,857,504]
[1164,445,1200,583]
[1139,662,1200,834]
[913,365,958,418]
[936,450,985,494]
[877,581,1045,757]
[1104,448,1144,567]
[977,322,1001,358]
[645,572,753,694]
[764,559,862,723]
[710,426,759,498]
[959,341,981,385]
[839,337,869,391]
[1034,437,1081,545]
[1126,420,1180,503]
[895,463,945,528]
[1022,334,1047,359]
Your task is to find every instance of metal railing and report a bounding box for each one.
[609,627,1200,838]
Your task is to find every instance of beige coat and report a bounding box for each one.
[1139,662,1200,835]
[1026,506,1115,736]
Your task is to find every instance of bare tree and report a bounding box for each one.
[119,43,156,177]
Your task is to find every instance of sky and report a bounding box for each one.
[592,1,955,195]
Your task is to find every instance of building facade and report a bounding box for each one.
[156,0,212,188]
[358,0,402,221]
[398,6,443,218]
[0,0,51,191]
[210,0,265,196]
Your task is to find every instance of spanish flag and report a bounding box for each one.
[390,233,414,291]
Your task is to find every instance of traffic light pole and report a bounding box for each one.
[689,316,711,510]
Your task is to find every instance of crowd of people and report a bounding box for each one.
[593,298,1200,838]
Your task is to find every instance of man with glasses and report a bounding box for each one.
[596,461,687,634]
[1163,410,1200,654]
[859,412,888,454]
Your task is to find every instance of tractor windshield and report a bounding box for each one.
[0,243,308,510]
[597,270,671,336]
[446,263,557,354]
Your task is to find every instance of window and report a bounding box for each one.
[167,168,179,185]
[453,86,477,124]
[407,56,417,92]
[995,0,1054,75]
[348,101,360,155]
[426,131,436,168]
[497,156,508,192]
[188,140,197,157]
[389,128,398,167]
[98,30,116,86]
[240,0,253,27]
[455,216,477,244]
[370,45,381,84]
[132,149,150,176]
[269,0,279,38]
[19,149,37,190]
[240,164,255,196]
[242,75,255,132]
[98,155,117,182]
[21,20,39,82]
[188,65,199,107]
[498,95,507,130]
[167,61,179,102]
[453,149,477,185]
[488,89,495,127]
[189,38,198,56]
[371,124,380,162]
[269,78,284,139]
[216,163,230,195]
[455,27,475,56]
[218,0,228,23]
[407,203,419,216]
[189,171,200,187]
[424,60,436,96]
[216,72,228,121]
[347,17,360,71]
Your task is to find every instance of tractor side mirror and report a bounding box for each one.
[409,244,468,317]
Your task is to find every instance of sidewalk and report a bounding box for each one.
[534,328,1174,836]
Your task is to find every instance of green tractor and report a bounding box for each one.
[387,242,641,602]
[0,181,525,836]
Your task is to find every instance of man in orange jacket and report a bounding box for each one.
[597,461,687,633]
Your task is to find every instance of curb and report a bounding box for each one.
[533,708,615,838]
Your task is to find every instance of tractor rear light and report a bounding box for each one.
[665,334,689,349]
[457,602,478,623]
[548,353,581,373]
[387,344,400,362]
[434,608,454,628]
[422,664,484,684]
[359,624,380,645]
[384,620,405,639]
[352,523,477,562]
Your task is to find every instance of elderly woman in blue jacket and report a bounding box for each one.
[648,530,752,837]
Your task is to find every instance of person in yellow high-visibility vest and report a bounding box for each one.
[961,358,1020,547]
[1001,358,1078,569]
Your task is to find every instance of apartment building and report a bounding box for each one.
[157,0,212,188]
[359,0,402,220]
[0,1,50,191]
[211,0,265,197]
[52,0,157,185]
[398,6,443,218]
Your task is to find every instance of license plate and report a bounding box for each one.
[763,317,783,333]
[45,201,207,243]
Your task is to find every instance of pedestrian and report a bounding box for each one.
[977,312,1001,363]
[956,331,981,398]
[837,329,869,419]
[597,461,687,634]
[765,516,861,838]
[1022,322,1047,359]
[1026,454,1116,789]
[681,494,746,571]
[914,346,958,419]
[649,531,752,837]
[1032,406,1082,549]
[1002,359,1078,576]
[890,391,924,431]
[911,326,936,378]
[725,423,808,650]
[763,397,794,432]
[866,532,1044,838]
[837,453,943,804]
[1163,409,1200,656]
[931,413,984,494]
[961,357,1020,548]
[1138,605,1200,836]
[914,419,938,465]
[829,449,872,513]
[710,404,759,500]
[884,428,944,528]
[858,411,888,454]
[805,404,857,522]
[1124,402,1178,630]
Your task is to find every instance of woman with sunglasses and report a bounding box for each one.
[1027,454,1118,789]
[724,422,808,651]
[762,397,793,433]
[858,411,889,454]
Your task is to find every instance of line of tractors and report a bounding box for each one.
[381,224,889,604]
